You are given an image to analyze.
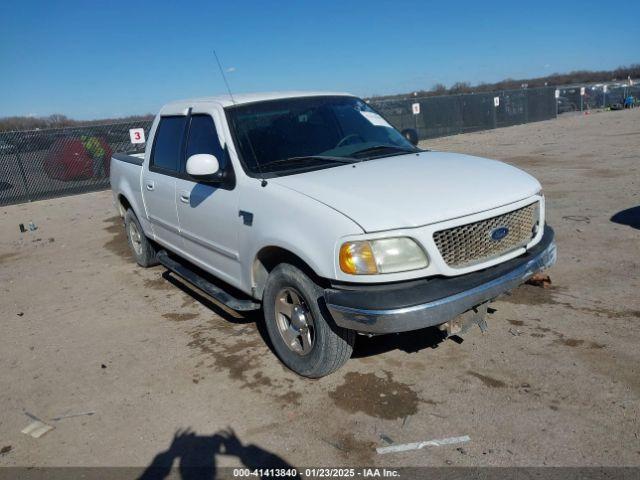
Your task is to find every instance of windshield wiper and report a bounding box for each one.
[350,145,419,159]
[259,155,356,170]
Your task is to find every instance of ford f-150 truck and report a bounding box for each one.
[110,92,556,377]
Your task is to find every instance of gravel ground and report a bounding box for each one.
[0,108,639,469]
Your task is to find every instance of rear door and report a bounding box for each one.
[141,115,188,252]
[174,109,241,288]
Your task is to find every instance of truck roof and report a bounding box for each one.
[161,91,354,112]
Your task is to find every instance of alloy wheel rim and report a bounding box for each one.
[128,222,143,256]
[274,287,315,356]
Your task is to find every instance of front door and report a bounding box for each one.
[174,110,241,288]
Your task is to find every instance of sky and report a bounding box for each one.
[0,0,638,120]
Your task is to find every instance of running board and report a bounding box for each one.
[156,250,261,311]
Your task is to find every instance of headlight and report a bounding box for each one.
[339,237,428,275]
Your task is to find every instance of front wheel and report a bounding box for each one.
[263,264,354,378]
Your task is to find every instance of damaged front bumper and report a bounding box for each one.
[325,226,557,334]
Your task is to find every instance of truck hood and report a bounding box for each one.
[271,151,541,232]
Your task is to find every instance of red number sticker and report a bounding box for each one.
[129,128,146,144]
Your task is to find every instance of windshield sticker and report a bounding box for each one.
[360,111,392,128]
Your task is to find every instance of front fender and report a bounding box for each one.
[238,181,363,295]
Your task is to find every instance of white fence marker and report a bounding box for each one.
[129,128,146,144]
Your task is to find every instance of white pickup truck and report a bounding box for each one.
[110,92,556,377]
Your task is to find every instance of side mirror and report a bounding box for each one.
[186,154,221,182]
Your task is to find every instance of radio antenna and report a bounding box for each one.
[214,50,235,104]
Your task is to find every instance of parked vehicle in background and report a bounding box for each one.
[624,95,635,108]
[556,96,576,114]
[17,132,56,152]
[110,92,556,377]
[45,136,112,181]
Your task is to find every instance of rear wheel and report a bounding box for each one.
[263,264,354,377]
[124,209,158,267]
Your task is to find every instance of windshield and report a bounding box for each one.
[226,96,418,176]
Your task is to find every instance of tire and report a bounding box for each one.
[124,209,158,267]
[263,264,355,378]
[401,128,419,146]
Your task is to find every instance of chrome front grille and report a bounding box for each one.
[433,202,539,269]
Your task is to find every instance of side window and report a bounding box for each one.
[150,116,188,173]
[185,115,227,170]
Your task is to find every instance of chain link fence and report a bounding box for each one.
[2,83,635,207]
[0,121,153,206]
[370,87,557,140]
[556,83,640,113]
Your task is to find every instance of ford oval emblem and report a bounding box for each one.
[490,226,509,241]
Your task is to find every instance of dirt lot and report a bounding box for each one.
[1,108,639,469]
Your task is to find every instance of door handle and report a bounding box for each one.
[145,181,155,191]
[179,192,190,204]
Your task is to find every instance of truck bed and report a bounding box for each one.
[112,152,145,166]
[110,152,146,228]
